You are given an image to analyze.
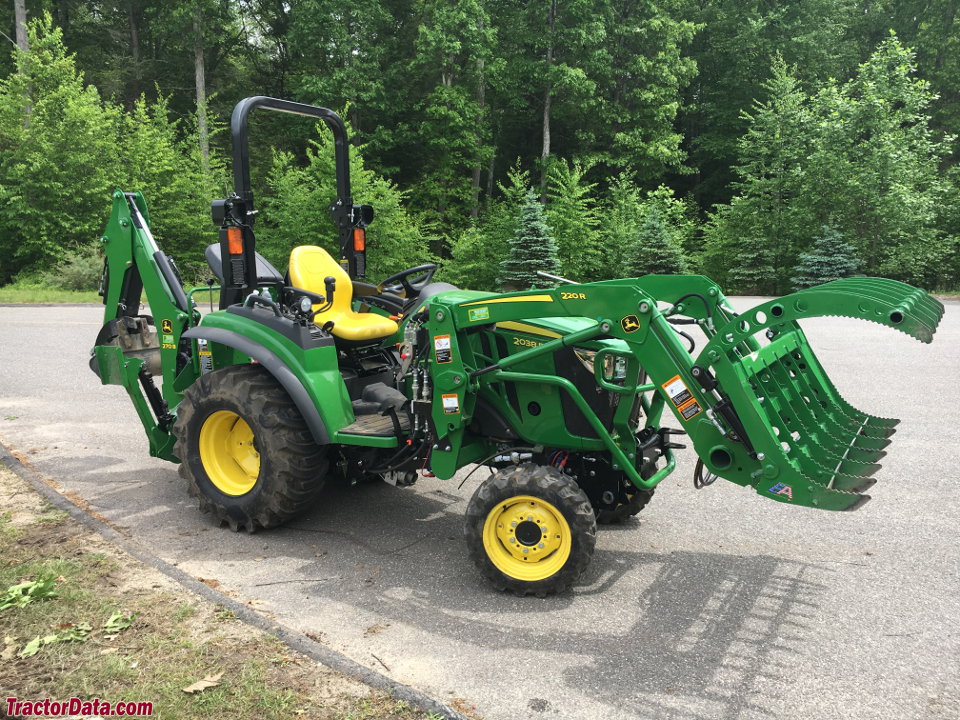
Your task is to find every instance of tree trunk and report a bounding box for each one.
[13,0,27,54]
[470,43,486,219]
[193,14,210,177]
[539,0,557,199]
[128,1,141,98]
[485,150,495,211]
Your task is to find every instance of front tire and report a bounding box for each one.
[172,364,327,532]
[464,464,596,596]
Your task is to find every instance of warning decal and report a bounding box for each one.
[662,375,703,421]
[441,393,460,414]
[434,334,453,363]
[662,375,693,408]
[679,400,703,420]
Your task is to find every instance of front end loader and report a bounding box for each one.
[90,96,944,596]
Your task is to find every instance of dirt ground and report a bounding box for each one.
[0,464,448,720]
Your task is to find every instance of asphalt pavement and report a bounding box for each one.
[0,300,957,720]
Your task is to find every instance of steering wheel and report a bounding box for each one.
[378,263,437,298]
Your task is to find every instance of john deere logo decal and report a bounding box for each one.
[620,315,640,333]
[161,319,173,334]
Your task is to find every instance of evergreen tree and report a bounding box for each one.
[701,56,811,294]
[445,161,530,290]
[791,226,859,289]
[544,158,601,281]
[498,189,560,291]
[625,207,689,277]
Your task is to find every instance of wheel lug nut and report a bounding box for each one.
[538,543,544,549]
[509,537,515,543]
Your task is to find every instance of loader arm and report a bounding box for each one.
[419,276,943,511]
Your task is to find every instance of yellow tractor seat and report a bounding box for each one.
[288,245,399,343]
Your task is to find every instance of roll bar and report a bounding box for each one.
[214,97,371,305]
[230,96,352,218]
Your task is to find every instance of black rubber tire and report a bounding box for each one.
[172,364,328,532]
[596,487,655,525]
[464,463,596,596]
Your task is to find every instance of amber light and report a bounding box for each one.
[227,227,243,255]
[353,228,366,252]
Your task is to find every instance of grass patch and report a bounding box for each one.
[0,467,446,720]
[0,281,101,304]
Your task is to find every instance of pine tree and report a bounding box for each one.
[625,207,689,277]
[498,190,560,291]
[791,226,859,289]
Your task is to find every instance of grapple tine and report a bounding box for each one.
[690,277,943,511]
[783,328,901,437]
[797,279,943,343]
[757,332,896,449]
[823,277,945,331]
[746,351,887,486]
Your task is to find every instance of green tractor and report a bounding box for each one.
[91,97,944,596]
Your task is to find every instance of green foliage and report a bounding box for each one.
[41,244,103,291]
[702,56,811,294]
[705,39,955,293]
[0,15,119,283]
[2,5,960,294]
[117,95,222,271]
[625,207,690,277]
[791,226,859,289]
[0,574,57,611]
[602,175,696,280]
[444,161,530,290]
[593,0,698,182]
[499,189,560,291]
[444,225,505,291]
[544,159,602,281]
[258,123,425,280]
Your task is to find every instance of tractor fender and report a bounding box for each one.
[181,326,330,446]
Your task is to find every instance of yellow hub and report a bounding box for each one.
[199,410,260,496]
[482,495,571,581]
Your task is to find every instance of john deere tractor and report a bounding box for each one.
[90,97,944,595]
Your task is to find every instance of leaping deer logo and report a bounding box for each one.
[621,315,640,333]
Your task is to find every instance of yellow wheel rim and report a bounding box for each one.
[482,495,572,582]
[199,410,260,496]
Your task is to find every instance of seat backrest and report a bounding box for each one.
[288,245,353,317]
[204,243,284,286]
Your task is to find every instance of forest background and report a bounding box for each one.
[1,0,959,295]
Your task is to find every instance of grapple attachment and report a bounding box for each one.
[694,278,944,511]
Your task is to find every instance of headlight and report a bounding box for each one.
[574,349,628,382]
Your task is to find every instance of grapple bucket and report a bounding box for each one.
[695,278,944,511]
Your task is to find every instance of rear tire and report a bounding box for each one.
[172,364,327,532]
[464,464,596,596]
